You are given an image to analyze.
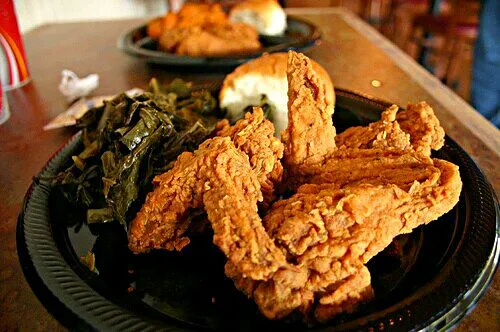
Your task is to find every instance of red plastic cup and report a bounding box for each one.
[0,0,30,90]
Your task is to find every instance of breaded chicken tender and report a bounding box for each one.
[216,107,283,207]
[335,102,445,156]
[282,52,448,192]
[128,137,287,280]
[225,52,461,321]
[281,51,336,170]
[231,159,461,320]
[128,51,462,323]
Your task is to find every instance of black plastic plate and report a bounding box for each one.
[17,90,499,331]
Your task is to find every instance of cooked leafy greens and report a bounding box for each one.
[240,94,276,122]
[52,79,220,226]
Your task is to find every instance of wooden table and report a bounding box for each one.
[1,7,498,331]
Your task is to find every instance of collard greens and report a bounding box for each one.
[53,79,220,226]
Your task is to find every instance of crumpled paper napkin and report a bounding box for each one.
[44,69,143,130]
[58,70,99,103]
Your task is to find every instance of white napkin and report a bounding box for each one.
[58,70,99,102]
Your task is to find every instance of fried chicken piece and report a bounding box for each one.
[238,159,461,320]
[281,51,336,171]
[220,52,461,321]
[159,22,261,57]
[155,3,260,57]
[335,102,445,156]
[182,22,260,57]
[128,137,287,280]
[283,51,446,189]
[131,107,283,251]
[283,101,446,190]
[148,3,228,39]
[334,104,412,151]
[396,102,445,155]
[284,114,444,191]
[290,160,461,267]
[284,102,445,190]
[216,107,284,207]
[128,137,258,253]
[286,148,437,191]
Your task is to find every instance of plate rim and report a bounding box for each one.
[17,89,500,331]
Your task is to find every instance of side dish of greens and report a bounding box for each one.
[52,79,221,227]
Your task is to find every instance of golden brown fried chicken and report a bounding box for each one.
[334,105,412,151]
[282,52,448,191]
[233,158,461,320]
[335,102,445,156]
[281,51,336,170]
[154,3,260,57]
[129,107,283,253]
[128,137,287,280]
[147,3,228,39]
[221,51,461,321]
[285,148,437,191]
[128,51,462,324]
[216,107,284,207]
[396,102,445,155]
[159,22,261,57]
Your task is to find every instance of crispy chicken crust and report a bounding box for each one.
[150,3,262,57]
[281,51,336,169]
[129,107,284,253]
[335,102,445,156]
[128,137,287,280]
[226,51,462,320]
[233,158,461,320]
[128,51,462,323]
[216,107,284,207]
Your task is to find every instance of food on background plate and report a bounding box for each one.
[219,52,334,135]
[147,3,262,57]
[51,79,220,226]
[229,0,287,36]
[128,51,462,321]
[159,21,261,57]
[147,3,228,39]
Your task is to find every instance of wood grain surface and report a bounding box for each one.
[1,8,498,331]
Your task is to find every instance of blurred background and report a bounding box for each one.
[15,0,168,33]
[12,0,494,109]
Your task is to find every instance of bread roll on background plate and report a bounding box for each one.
[219,52,334,136]
[229,0,287,36]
